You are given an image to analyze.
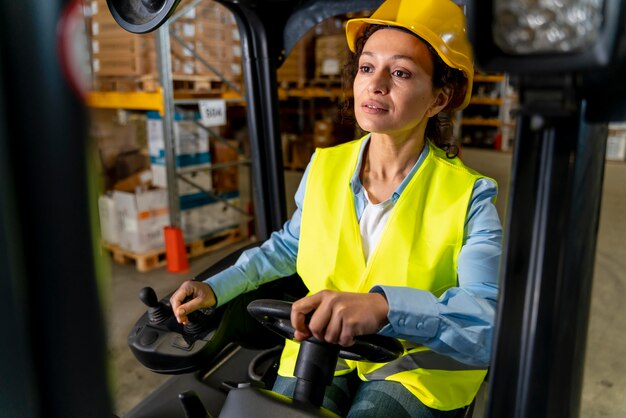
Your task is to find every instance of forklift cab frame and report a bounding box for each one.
[1,0,625,417]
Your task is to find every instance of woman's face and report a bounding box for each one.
[353,28,448,138]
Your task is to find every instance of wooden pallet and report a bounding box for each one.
[92,74,231,94]
[310,76,343,88]
[93,74,160,92]
[171,75,226,94]
[278,79,309,90]
[103,228,243,272]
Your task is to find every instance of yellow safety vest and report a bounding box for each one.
[278,136,492,411]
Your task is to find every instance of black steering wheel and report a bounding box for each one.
[247,299,404,363]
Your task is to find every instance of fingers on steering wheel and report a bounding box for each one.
[338,326,356,347]
[308,303,333,342]
[291,300,316,341]
[323,313,342,345]
[291,310,309,340]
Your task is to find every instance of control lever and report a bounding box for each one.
[183,302,213,335]
[139,286,171,324]
[128,287,224,374]
[178,391,213,418]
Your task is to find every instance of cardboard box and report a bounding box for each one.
[147,111,211,188]
[313,118,335,148]
[277,31,314,85]
[113,187,169,253]
[607,123,626,162]
[314,34,348,78]
[178,169,214,197]
[180,194,243,241]
[211,140,239,193]
[606,135,626,161]
[111,170,170,253]
[98,193,119,245]
[290,134,314,169]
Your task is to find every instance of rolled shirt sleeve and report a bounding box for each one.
[205,158,312,307]
[372,178,502,367]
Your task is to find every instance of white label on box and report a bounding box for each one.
[183,23,195,37]
[321,59,340,76]
[199,100,227,127]
[606,136,626,161]
[139,170,153,184]
[123,217,139,232]
[83,1,95,17]
[92,40,100,54]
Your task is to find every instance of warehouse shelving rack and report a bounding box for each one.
[153,0,252,239]
[87,0,256,258]
[454,72,517,151]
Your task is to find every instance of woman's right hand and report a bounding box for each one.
[169,280,217,325]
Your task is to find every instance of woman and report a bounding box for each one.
[170,0,502,416]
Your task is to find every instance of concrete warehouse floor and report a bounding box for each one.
[104,147,626,417]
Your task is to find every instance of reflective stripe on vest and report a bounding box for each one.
[363,349,485,381]
[278,136,493,410]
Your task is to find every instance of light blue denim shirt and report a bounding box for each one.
[206,136,502,367]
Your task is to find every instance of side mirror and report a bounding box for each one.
[106,0,182,34]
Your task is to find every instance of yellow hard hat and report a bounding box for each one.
[345,0,474,110]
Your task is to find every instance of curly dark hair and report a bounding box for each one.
[341,24,469,158]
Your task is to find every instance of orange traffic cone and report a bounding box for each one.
[164,226,189,273]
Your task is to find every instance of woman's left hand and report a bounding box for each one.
[291,290,389,347]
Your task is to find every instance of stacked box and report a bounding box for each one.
[313,119,335,149]
[312,113,356,149]
[146,111,245,240]
[89,0,153,77]
[146,111,211,187]
[98,192,120,245]
[607,123,626,161]
[277,16,348,87]
[87,0,242,88]
[290,133,315,170]
[194,39,242,83]
[180,192,243,240]
[99,167,238,249]
[166,1,242,83]
[315,34,349,79]
[211,140,240,193]
[169,19,198,76]
[112,187,169,253]
[277,32,314,86]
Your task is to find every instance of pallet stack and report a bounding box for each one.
[167,0,242,90]
[314,34,349,82]
[88,0,155,91]
[277,17,350,88]
[277,31,315,88]
[86,0,243,93]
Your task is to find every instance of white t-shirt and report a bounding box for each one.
[359,189,394,263]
